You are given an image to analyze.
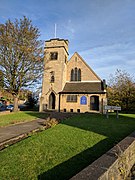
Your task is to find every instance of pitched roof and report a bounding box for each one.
[68,52,101,81]
[60,82,105,94]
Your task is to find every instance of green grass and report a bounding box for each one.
[0,113,135,179]
[0,111,47,127]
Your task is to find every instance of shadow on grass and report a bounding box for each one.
[24,111,50,120]
[25,111,78,121]
[38,138,111,180]
[37,113,135,180]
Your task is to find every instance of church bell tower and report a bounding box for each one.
[40,38,69,112]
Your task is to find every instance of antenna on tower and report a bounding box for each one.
[54,23,57,38]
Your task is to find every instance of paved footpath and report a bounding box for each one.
[0,119,45,144]
[0,112,76,150]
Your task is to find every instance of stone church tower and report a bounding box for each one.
[39,38,68,112]
[40,38,107,113]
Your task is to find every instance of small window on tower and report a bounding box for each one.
[50,71,55,83]
[50,52,58,60]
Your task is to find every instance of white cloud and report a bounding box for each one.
[0,0,135,82]
[78,42,135,80]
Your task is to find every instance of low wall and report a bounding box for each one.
[0,110,11,115]
[71,131,135,180]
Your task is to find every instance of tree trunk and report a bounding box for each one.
[13,95,19,112]
[125,99,129,114]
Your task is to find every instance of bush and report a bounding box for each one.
[42,117,59,129]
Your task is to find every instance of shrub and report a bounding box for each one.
[42,117,59,129]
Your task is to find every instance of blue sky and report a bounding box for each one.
[0,0,135,82]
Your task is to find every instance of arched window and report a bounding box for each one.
[78,69,81,81]
[70,68,81,81]
[75,68,78,81]
[71,69,74,81]
[80,96,87,105]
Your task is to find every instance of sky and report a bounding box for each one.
[0,0,135,82]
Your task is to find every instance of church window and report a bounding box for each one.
[71,69,75,81]
[50,52,58,60]
[78,69,81,81]
[50,71,55,83]
[70,68,81,81]
[67,95,70,102]
[75,67,78,81]
[80,96,87,105]
[66,95,77,102]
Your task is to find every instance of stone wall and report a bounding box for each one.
[67,52,100,82]
[40,39,68,111]
[70,131,135,180]
[60,93,106,113]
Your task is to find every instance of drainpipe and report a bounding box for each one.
[58,93,61,112]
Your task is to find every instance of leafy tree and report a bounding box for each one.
[27,93,38,108]
[107,69,135,112]
[0,17,43,111]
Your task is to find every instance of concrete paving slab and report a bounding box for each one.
[0,119,45,144]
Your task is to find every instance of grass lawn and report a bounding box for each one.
[0,111,48,127]
[0,113,135,179]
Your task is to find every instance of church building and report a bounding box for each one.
[40,38,107,113]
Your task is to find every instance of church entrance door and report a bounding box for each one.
[49,92,55,109]
[90,96,99,111]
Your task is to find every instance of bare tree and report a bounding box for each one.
[0,16,43,111]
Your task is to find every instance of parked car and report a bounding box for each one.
[6,104,14,111]
[0,103,7,111]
